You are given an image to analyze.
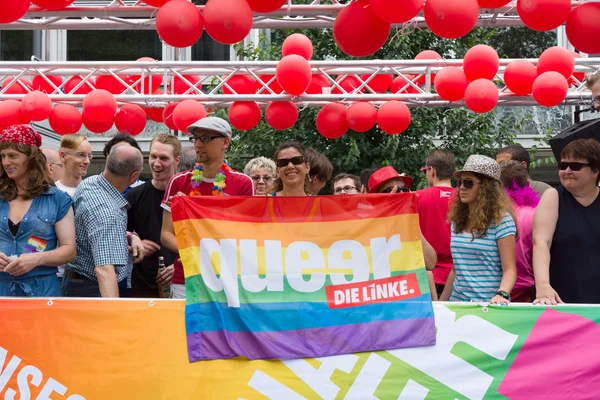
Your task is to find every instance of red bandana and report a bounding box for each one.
[0,125,42,147]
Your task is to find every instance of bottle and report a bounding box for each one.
[158,256,172,298]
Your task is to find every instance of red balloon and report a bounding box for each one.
[518,0,571,32]
[173,100,207,132]
[0,101,30,130]
[434,67,468,101]
[204,0,253,45]
[115,104,147,136]
[282,33,314,60]
[2,78,31,95]
[566,3,600,55]
[82,90,117,123]
[464,45,499,81]
[316,103,348,139]
[464,79,499,114]
[32,75,63,95]
[425,0,479,39]
[156,0,204,48]
[532,71,568,107]
[333,0,391,57]
[369,0,424,23]
[82,113,114,134]
[246,0,286,13]
[21,91,52,122]
[265,102,298,130]
[570,53,585,85]
[170,75,201,94]
[0,0,30,23]
[346,102,377,132]
[377,101,411,134]
[95,75,130,95]
[306,74,331,95]
[332,76,365,94]
[143,90,165,122]
[414,50,442,84]
[228,101,261,131]
[504,60,537,95]
[477,0,510,7]
[276,55,312,95]
[256,75,284,94]
[143,0,171,6]
[31,0,76,10]
[391,75,420,94]
[64,76,95,95]
[222,75,256,95]
[129,57,163,94]
[163,102,179,131]
[49,104,82,135]
[537,46,575,80]
[361,72,393,93]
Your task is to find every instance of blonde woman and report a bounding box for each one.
[244,157,276,196]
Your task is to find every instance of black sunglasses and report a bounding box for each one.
[558,162,590,171]
[457,178,480,189]
[189,135,222,143]
[276,156,305,168]
[381,186,409,193]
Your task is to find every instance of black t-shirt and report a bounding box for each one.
[126,181,176,297]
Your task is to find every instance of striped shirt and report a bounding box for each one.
[450,212,516,302]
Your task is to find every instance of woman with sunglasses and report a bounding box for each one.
[440,155,517,305]
[244,157,276,196]
[270,142,311,196]
[533,139,600,305]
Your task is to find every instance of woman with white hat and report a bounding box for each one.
[439,155,517,304]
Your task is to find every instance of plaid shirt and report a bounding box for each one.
[67,174,131,282]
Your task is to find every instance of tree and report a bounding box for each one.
[228,26,555,191]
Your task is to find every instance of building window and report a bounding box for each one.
[67,31,162,61]
[192,34,230,61]
[0,31,34,61]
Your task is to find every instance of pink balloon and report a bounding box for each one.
[246,0,287,13]
[333,0,391,57]
[0,100,30,131]
[128,57,163,95]
[504,60,537,95]
[170,75,201,95]
[95,75,129,95]
[518,0,571,32]
[82,90,117,123]
[256,75,284,94]
[316,103,348,139]
[115,104,147,136]
[49,104,82,135]
[83,113,114,134]
[306,74,331,95]
[391,75,420,94]
[32,75,63,95]
[478,0,510,7]
[143,0,171,6]
[276,55,312,95]
[204,0,253,45]
[361,72,393,93]
[31,0,76,10]
[415,50,442,84]
[464,45,499,81]
[566,3,600,55]
[424,0,479,39]
[21,91,53,122]
[228,101,261,131]
[265,102,298,130]
[377,101,411,134]
[434,67,468,101]
[532,71,568,107]
[369,0,424,23]
[346,102,377,132]
[173,100,207,132]
[332,75,365,94]
[162,102,179,131]
[282,34,314,60]
[537,46,575,80]
[1,78,31,95]
[0,0,30,24]
[64,76,95,95]
[464,79,499,113]
[156,0,204,48]
[222,75,256,95]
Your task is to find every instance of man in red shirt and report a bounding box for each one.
[161,117,254,298]
[417,149,456,298]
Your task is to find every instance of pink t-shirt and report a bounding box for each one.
[514,205,535,290]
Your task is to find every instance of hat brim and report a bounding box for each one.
[453,168,498,181]
[369,176,414,193]
[186,124,228,137]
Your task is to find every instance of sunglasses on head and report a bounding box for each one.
[558,162,590,171]
[457,178,480,189]
[276,156,305,168]
[421,166,432,173]
[381,186,409,193]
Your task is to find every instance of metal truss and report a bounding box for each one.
[0,0,585,30]
[1,59,597,108]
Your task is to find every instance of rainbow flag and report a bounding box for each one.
[171,194,436,361]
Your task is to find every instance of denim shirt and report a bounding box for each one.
[0,186,72,280]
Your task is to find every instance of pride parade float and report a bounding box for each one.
[1,0,600,399]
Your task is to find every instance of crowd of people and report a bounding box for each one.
[0,74,599,304]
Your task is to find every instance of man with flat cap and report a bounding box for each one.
[160,116,254,298]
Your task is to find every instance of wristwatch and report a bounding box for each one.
[496,290,511,301]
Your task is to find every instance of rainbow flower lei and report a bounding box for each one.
[190,160,232,196]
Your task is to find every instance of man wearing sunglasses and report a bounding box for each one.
[160,117,254,299]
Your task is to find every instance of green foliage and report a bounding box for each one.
[229,27,556,190]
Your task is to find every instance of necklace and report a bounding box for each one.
[190,160,232,196]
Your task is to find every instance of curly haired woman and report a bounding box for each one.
[439,155,517,304]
